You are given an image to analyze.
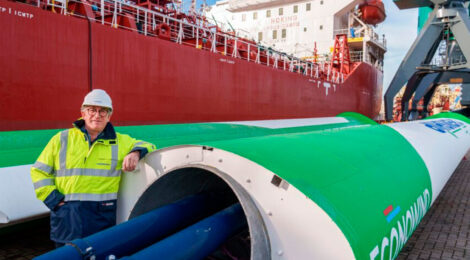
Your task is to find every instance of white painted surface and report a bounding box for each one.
[206,0,360,57]
[221,117,348,129]
[0,165,49,224]
[117,146,204,223]
[388,118,470,203]
[118,146,355,259]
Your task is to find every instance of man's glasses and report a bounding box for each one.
[85,107,110,117]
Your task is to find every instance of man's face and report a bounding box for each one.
[81,106,111,133]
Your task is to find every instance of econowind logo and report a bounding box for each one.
[383,205,401,223]
[422,119,465,138]
[369,189,431,260]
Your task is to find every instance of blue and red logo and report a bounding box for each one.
[383,205,401,223]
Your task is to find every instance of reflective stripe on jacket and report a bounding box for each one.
[31,120,156,209]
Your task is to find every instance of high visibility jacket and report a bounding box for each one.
[30,119,156,242]
[31,119,156,207]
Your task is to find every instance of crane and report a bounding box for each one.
[385,0,470,120]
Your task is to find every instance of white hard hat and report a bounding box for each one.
[82,89,113,111]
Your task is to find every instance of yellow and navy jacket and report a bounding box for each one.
[31,119,156,210]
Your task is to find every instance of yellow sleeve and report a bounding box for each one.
[119,133,157,159]
[30,132,60,202]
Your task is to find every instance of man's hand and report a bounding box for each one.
[122,151,140,172]
[54,200,65,211]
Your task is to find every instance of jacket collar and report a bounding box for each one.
[73,118,117,140]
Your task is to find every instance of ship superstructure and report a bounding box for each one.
[206,0,386,68]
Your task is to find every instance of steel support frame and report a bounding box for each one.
[385,0,470,120]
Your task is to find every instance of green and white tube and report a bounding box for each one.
[0,115,365,225]
[1,113,469,260]
[117,113,470,259]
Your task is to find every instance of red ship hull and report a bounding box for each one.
[0,0,383,131]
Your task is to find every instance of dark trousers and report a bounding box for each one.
[50,200,117,243]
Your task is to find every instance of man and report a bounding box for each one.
[30,89,156,247]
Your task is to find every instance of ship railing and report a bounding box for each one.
[427,55,467,68]
[334,28,386,48]
[205,17,253,40]
[367,29,386,49]
[170,23,335,80]
[29,0,346,84]
[334,28,365,39]
[350,51,363,63]
[44,0,68,14]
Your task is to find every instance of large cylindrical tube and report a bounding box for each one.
[123,203,246,260]
[8,112,470,259]
[119,112,470,259]
[0,114,364,225]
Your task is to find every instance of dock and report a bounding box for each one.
[397,156,470,260]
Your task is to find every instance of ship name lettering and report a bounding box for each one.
[0,6,34,19]
[219,58,235,64]
[14,10,34,19]
[323,82,331,96]
[265,22,300,31]
[270,15,297,25]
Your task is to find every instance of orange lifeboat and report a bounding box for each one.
[358,0,386,25]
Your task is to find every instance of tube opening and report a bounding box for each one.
[129,166,270,259]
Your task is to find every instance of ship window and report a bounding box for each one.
[253,12,258,20]
[282,29,286,38]
[319,25,323,30]
[279,8,283,16]
[266,9,271,18]
[304,27,307,32]
[258,32,263,41]
[273,30,277,39]
[242,14,246,21]
[306,3,311,11]
[293,5,298,13]
[320,0,323,5]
